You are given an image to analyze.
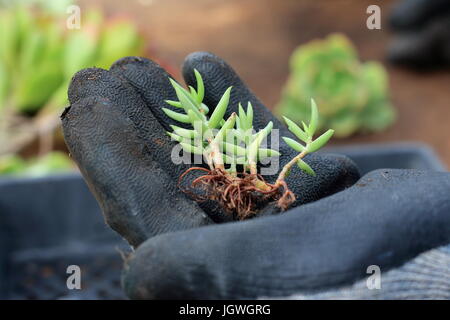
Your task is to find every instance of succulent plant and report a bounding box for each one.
[0,3,145,174]
[275,33,396,138]
[165,71,333,218]
[0,5,144,114]
[280,99,334,179]
[164,70,279,177]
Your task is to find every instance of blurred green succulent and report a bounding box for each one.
[0,4,145,114]
[0,3,146,175]
[275,34,395,138]
[0,0,73,13]
[0,152,73,177]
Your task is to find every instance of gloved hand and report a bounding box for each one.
[388,0,450,69]
[62,52,450,299]
[62,52,359,247]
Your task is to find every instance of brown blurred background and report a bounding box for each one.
[79,0,450,166]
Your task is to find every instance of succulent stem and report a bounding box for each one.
[208,138,225,171]
[276,149,308,185]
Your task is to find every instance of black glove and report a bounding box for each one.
[62,52,450,299]
[62,52,359,247]
[388,0,450,69]
[123,169,450,299]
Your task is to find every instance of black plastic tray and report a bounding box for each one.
[0,174,129,299]
[0,143,446,299]
[324,143,446,174]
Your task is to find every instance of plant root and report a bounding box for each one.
[179,167,297,220]
[275,180,296,211]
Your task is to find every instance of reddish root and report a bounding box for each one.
[178,168,297,220]
[275,180,296,211]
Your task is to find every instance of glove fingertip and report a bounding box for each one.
[68,67,109,105]
[182,51,285,133]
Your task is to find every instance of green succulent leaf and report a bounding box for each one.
[260,121,274,139]
[301,121,308,133]
[247,139,260,165]
[221,141,247,157]
[209,86,232,129]
[248,121,273,163]
[214,112,236,142]
[180,142,203,155]
[194,69,205,103]
[188,86,198,100]
[282,137,306,153]
[258,148,281,159]
[187,109,200,123]
[308,129,334,152]
[170,79,203,119]
[283,116,309,142]
[246,102,254,128]
[170,125,198,139]
[238,103,247,129]
[166,132,184,143]
[297,158,316,176]
[308,98,319,136]
[162,108,191,123]
[199,103,209,114]
[165,100,183,108]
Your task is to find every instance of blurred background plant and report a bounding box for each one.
[1,0,449,176]
[0,151,72,177]
[275,34,396,138]
[0,0,146,177]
